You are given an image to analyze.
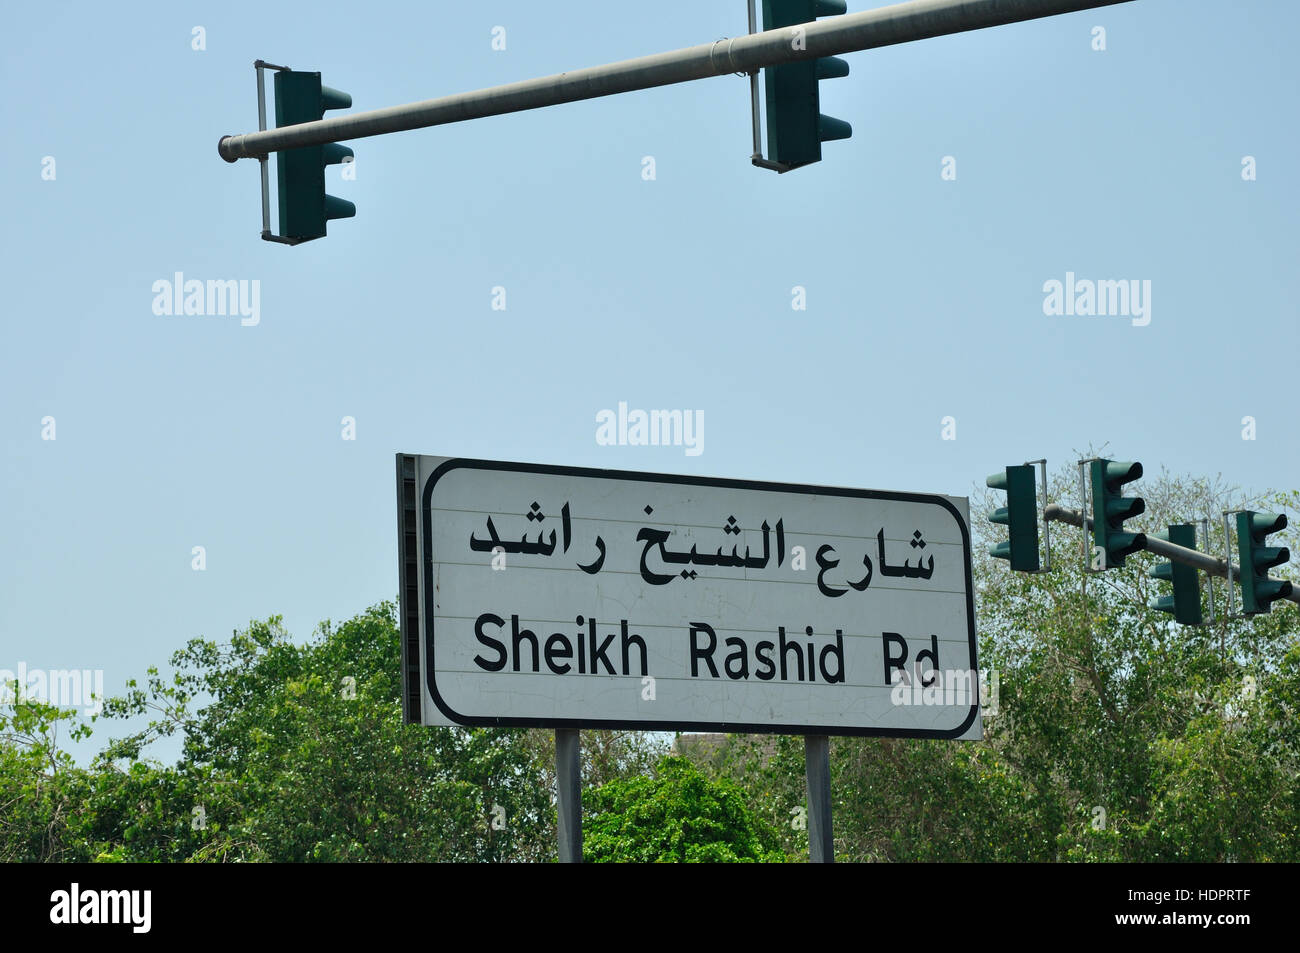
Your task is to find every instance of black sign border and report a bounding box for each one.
[419,456,980,738]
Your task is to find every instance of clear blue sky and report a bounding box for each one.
[3,0,1296,761]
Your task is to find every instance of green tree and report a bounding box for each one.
[0,697,93,862]
[583,755,784,862]
[0,600,668,862]
[90,602,558,861]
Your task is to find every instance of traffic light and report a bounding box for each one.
[761,1,852,170]
[273,70,355,243]
[1236,511,1293,614]
[987,465,1040,572]
[1148,524,1202,625]
[1089,459,1145,569]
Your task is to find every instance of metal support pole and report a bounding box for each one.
[1223,512,1237,617]
[1025,457,1051,572]
[256,65,270,235]
[251,60,299,245]
[556,728,582,863]
[747,0,765,160]
[219,0,1135,161]
[804,734,834,863]
[746,0,790,173]
[1076,462,1092,567]
[1044,504,1300,607]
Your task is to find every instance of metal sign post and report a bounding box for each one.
[556,729,582,863]
[805,734,834,862]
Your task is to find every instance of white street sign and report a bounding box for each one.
[397,456,981,739]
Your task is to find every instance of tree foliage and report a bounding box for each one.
[1,602,662,862]
[583,756,783,862]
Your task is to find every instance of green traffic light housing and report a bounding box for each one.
[1089,459,1145,569]
[273,70,355,243]
[1236,511,1293,614]
[987,465,1040,572]
[1148,524,1202,625]
[761,0,852,170]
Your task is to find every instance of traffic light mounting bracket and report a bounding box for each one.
[1024,458,1052,573]
[746,0,794,172]
[1077,457,1101,572]
[1223,510,1251,620]
[241,60,303,245]
[1197,517,1217,625]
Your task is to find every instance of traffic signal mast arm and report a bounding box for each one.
[1043,503,1300,607]
[219,0,1133,162]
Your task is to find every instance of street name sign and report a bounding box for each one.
[397,456,981,739]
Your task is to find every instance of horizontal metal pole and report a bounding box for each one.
[1045,504,1300,607]
[220,0,1134,161]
